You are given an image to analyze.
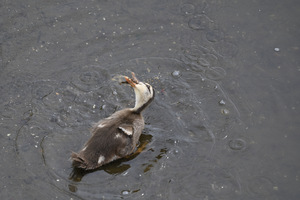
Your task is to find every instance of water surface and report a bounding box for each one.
[1,0,299,199]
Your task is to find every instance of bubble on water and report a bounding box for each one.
[172,70,181,77]
[121,190,130,195]
[274,48,280,52]
[228,139,246,151]
[221,108,230,115]
[219,100,226,105]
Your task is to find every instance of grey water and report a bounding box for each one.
[1,0,300,199]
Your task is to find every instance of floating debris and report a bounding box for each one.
[274,47,280,52]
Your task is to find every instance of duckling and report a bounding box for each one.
[71,73,155,170]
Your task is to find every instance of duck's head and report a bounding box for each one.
[124,73,155,113]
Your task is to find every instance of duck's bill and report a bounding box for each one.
[124,76,136,87]
[131,72,139,84]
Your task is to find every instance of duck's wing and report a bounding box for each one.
[71,123,135,170]
[118,124,133,136]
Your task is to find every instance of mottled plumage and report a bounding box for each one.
[71,73,154,170]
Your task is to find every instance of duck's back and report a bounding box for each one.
[71,109,144,170]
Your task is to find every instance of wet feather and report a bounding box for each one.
[71,73,154,170]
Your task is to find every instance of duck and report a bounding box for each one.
[71,72,155,170]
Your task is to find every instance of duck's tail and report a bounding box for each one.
[71,152,88,169]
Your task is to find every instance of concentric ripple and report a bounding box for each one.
[188,14,213,30]
[12,57,244,199]
[71,66,110,92]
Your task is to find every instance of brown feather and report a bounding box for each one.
[71,109,144,170]
[71,75,154,170]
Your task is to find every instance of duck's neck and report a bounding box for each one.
[131,93,146,114]
[131,91,154,114]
